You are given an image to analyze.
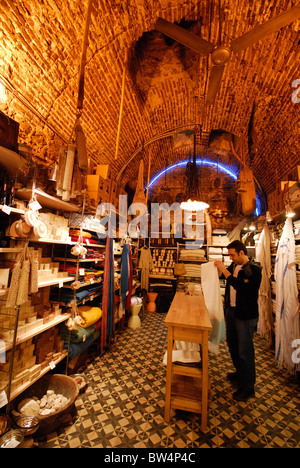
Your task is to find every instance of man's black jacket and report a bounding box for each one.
[224,261,262,320]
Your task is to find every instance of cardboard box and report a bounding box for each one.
[95,164,110,179]
[86,175,101,191]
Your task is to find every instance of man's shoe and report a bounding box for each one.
[233,389,255,401]
[227,372,239,385]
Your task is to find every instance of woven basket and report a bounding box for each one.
[12,374,79,435]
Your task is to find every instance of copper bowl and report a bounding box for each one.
[15,416,40,436]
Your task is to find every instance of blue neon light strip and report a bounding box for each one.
[147,158,262,215]
[148,158,238,189]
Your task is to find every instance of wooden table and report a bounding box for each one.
[164,291,212,430]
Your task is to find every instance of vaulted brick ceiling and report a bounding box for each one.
[1,0,300,201]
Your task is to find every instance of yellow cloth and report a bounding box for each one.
[78,306,102,328]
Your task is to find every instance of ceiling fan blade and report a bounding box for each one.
[155,17,215,56]
[231,4,300,53]
[206,65,225,105]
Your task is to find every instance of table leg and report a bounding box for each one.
[201,331,209,430]
[164,326,174,422]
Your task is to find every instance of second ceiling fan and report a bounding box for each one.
[155,3,300,104]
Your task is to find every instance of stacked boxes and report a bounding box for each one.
[0,338,39,394]
[86,164,111,205]
[33,327,65,367]
[0,289,64,342]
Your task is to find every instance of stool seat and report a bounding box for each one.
[128,303,142,329]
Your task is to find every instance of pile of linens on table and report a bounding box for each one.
[59,303,102,359]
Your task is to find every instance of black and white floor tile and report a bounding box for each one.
[36,312,300,448]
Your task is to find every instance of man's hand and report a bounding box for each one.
[214,260,231,278]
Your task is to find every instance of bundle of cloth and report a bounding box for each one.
[59,305,102,359]
[50,282,103,306]
[69,229,105,246]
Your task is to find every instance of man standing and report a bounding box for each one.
[214,240,262,401]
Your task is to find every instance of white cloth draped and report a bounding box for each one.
[274,218,300,373]
[201,261,225,354]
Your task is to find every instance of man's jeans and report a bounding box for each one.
[225,306,258,392]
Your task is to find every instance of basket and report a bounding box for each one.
[12,374,79,435]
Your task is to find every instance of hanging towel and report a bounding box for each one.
[125,245,133,310]
[274,217,300,373]
[121,243,130,309]
[101,235,110,347]
[256,225,273,346]
[201,261,225,354]
[6,251,23,308]
[107,235,114,340]
[138,247,153,291]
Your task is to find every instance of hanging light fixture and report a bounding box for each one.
[180,128,209,211]
[286,204,295,218]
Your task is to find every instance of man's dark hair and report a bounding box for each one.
[227,240,247,255]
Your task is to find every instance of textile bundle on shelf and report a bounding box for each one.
[67,331,100,359]
[78,305,102,328]
[59,322,97,344]
[275,217,300,373]
[201,261,226,354]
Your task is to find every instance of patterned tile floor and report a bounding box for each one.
[36,312,300,448]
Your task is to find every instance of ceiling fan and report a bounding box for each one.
[155,3,300,104]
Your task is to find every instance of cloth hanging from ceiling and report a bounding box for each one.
[138,246,153,291]
[133,159,147,206]
[238,168,256,216]
[274,218,300,373]
[256,224,273,347]
[201,261,226,354]
[228,218,248,241]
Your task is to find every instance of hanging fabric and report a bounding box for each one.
[201,261,226,354]
[274,217,300,373]
[101,232,115,349]
[235,136,256,216]
[256,224,273,346]
[138,246,153,291]
[238,167,256,215]
[120,243,130,310]
[7,244,39,308]
[133,159,147,206]
[75,120,88,175]
[125,245,133,311]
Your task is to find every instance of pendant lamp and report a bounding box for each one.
[180,130,209,211]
